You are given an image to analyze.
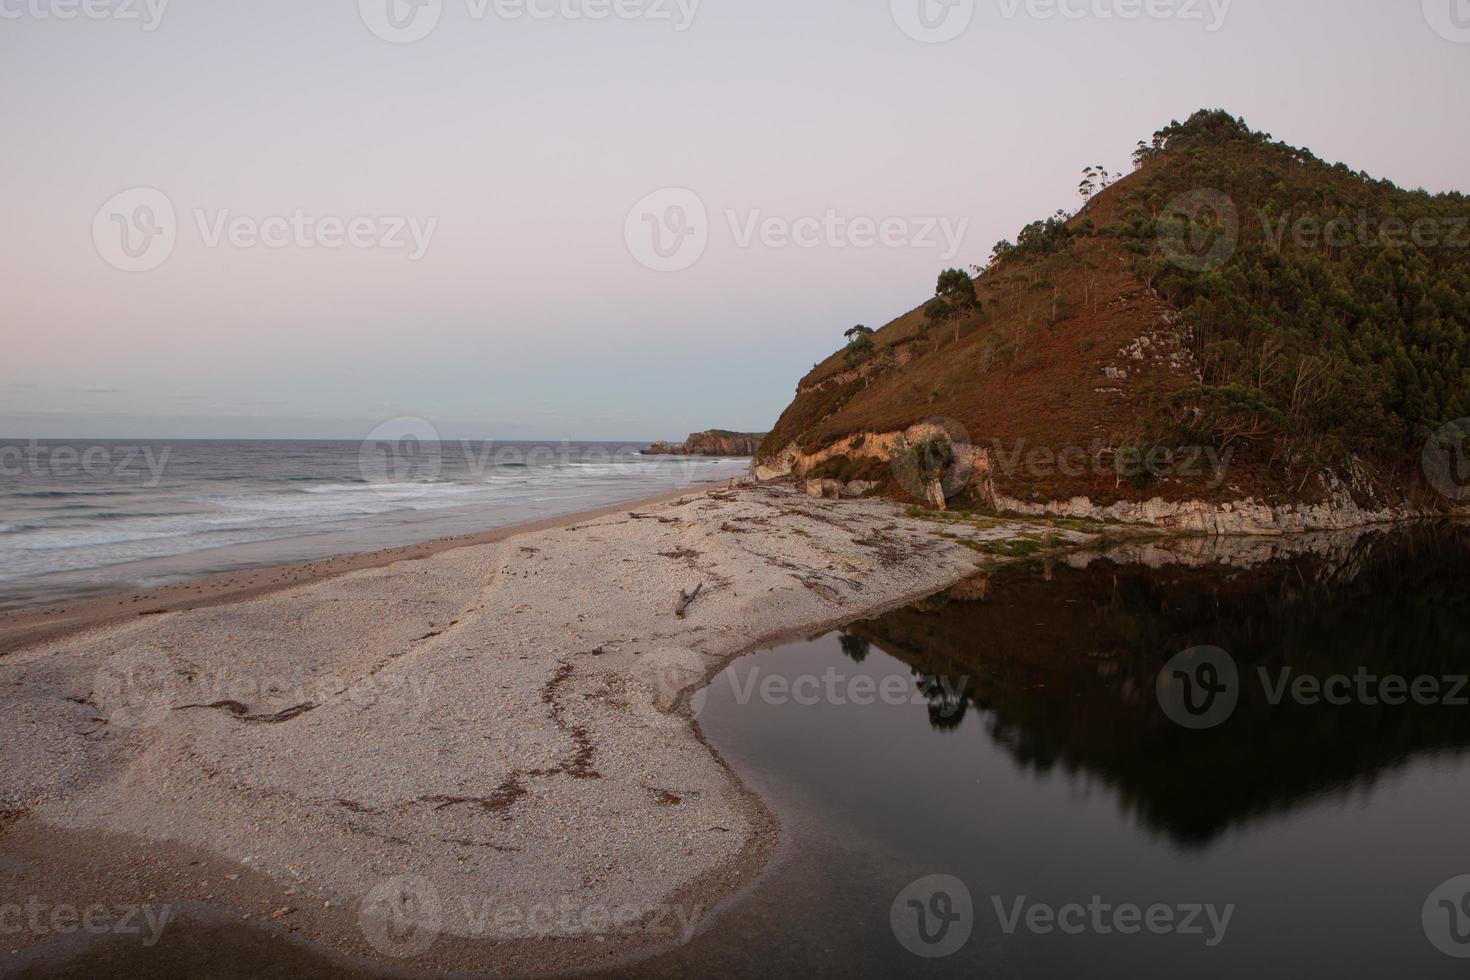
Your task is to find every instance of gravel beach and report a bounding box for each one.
[0,482,1092,976]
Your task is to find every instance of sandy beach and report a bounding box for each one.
[0,481,1101,976]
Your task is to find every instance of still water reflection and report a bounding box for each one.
[620,523,1470,978]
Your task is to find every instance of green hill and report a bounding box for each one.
[758,111,1470,514]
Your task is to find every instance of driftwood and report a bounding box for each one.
[675,583,704,619]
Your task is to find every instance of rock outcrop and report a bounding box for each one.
[643,430,768,457]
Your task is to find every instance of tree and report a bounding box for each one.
[935,269,980,343]
[1079,168,1097,203]
[843,331,875,367]
[844,324,873,340]
[922,298,953,338]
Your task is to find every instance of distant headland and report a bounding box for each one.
[642,430,768,457]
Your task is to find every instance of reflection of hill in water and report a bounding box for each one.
[844,523,1470,848]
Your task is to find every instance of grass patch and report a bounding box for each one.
[905,506,1007,531]
[961,538,1046,558]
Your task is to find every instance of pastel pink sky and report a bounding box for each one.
[2,0,1466,440]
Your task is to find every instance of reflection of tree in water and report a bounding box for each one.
[843,523,1470,848]
[837,633,871,664]
[840,630,968,727]
[914,673,968,730]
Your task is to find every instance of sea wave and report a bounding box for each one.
[0,447,755,602]
[8,489,139,499]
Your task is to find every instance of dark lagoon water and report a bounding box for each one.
[621,522,1470,979]
[0,439,748,611]
[13,524,1470,979]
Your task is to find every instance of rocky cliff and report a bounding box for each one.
[643,430,767,457]
[757,110,1470,528]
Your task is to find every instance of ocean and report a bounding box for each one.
[0,439,750,611]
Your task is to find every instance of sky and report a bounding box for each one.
[2,0,1467,442]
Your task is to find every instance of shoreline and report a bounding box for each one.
[0,481,1107,976]
[0,483,735,659]
[4,485,1444,977]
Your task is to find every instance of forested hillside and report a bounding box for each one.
[759,111,1470,509]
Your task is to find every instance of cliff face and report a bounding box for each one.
[643,430,767,457]
[758,110,1470,522]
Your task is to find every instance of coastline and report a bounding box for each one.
[0,481,1104,977]
[0,483,735,659]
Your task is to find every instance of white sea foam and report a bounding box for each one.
[0,444,751,604]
